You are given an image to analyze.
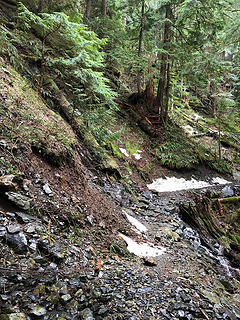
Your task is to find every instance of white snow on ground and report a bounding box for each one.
[119,148,129,157]
[133,152,142,160]
[120,233,166,257]
[119,148,142,160]
[211,177,231,184]
[123,210,147,233]
[147,176,231,193]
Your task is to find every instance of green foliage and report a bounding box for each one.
[0,29,22,69]
[155,126,199,169]
[17,3,117,109]
[230,234,240,245]
[81,107,122,146]
[110,143,123,159]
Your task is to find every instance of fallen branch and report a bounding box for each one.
[216,198,224,216]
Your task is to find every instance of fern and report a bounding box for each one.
[17,3,117,109]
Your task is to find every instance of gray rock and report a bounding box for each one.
[5,192,31,210]
[232,307,240,319]
[7,224,20,234]
[178,310,185,318]
[87,215,94,225]
[61,294,72,302]
[6,232,28,254]
[29,240,37,251]
[38,240,65,262]
[30,306,47,317]
[15,212,37,223]
[221,186,234,197]
[0,226,6,237]
[80,308,95,320]
[25,225,35,233]
[6,212,15,218]
[43,183,52,195]
[0,175,18,191]
[0,139,7,148]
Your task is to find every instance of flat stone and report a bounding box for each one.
[25,225,36,233]
[5,192,31,210]
[7,224,20,234]
[6,212,15,218]
[15,212,37,223]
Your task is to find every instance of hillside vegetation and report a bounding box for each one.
[0,1,240,319]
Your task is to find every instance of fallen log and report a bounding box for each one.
[175,108,240,152]
[179,197,225,240]
[213,196,240,204]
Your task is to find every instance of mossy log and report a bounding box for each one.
[212,196,240,204]
[220,138,240,152]
[44,77,120,174]
[176,109,240,152]
[179,197,225,240]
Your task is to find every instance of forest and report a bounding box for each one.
[0,1,240,319]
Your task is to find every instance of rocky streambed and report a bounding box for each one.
[0,175,240,320]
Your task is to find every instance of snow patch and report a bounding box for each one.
[147,176,231,193]
[123,211,147,233]
[119,148,142,160]
[211,177,231,185]
[120,233,166,257]
[133,151,142,160]
[119,148,129,157]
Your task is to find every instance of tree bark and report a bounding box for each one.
[137,0,145,93]
[101,0,107,17]
[85,0,91,19]
[156,4,172,126]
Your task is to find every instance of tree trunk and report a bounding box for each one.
[101,0,107,17]
[85,0,91,19]
[137,0,145,93]
[156,4,172,126]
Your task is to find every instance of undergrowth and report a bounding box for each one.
[155,125,199,170]
[154,124,232,173]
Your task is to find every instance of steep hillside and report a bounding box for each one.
[0,2,240,320]
[0,57,131,247]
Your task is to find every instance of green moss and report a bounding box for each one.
[0,61,77,166]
